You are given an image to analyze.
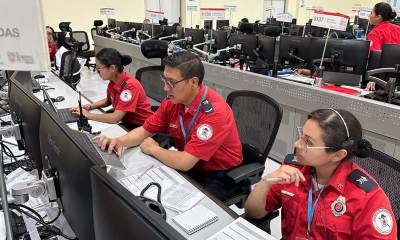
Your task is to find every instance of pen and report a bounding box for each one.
[262,177,285,183]
[139,165,154,179]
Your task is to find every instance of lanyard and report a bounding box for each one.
[307,178,325,236]
[179,86,208,143]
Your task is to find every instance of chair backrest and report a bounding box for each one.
[71,31,90,52]
[135,66,165,102]
[59,50,81,88]
[352,149,400,224]
[227,90,282,165]
[91,28,97,41]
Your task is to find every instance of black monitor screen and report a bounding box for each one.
[229,33,258,61]
[90,166,185,240]
[184,28,204,44]
[278,35,314,67]
[204,20,213,30]
[39,106,103,240]
[9,71,32,92]
[108,18,116,28]
[8,77,43,174]
[216,20,229,30]
[257,35,276,64]
[310,38,370,75]
[132,22,143,31]
[152,24,163,38]
[162,25,176,36]
[380,44,400,68]
[209,30,227,50]
[117,21,132,33]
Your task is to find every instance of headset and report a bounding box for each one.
[329,108,354,148]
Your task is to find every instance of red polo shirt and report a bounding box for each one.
[368,21,400,51]
[143,84,242,171]
[107,71,153,126]
[265,160,397,239]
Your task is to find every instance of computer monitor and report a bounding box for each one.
[204,20,213,30]
[380,44,400,68]
[309,38,370,75]
[151,24,163,38]
[216,20,229,30]
[278,35,314,67]
[8,76,43,175]
[39,106,103,240]
[90,166,186,240]
[162,25,176,36]
[229,33,258,61]
[262,24,282,37]
[288,25,304,36]
[117,21,132,33]
[209,30,227,50]
[257,35,276,64]
[184,28,205,44]
[132,22,143,31]
[108,18,116,28]
[8,71,32,92]
[304,23,326,37]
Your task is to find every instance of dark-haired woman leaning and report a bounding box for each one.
[71,48,153,129]
[245,109,397,239]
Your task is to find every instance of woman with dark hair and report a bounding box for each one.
[46,26,58,64]
[368,2,400,51]
[245,109,397,239]
[366,2,400,91]
[71,48,153,129]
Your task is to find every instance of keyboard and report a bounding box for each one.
[57,108,80,123]
[74,131,126,170]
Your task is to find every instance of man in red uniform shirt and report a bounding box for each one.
[96,51,243,200]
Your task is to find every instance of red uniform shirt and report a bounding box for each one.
[107,71,153,126]
[143,84,242,171]
[48,42,57,62]
[368,21,400,51]
[265,160,397,239]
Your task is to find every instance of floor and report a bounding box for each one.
[77,66,283,239]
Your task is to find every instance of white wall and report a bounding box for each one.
[42,0,146,45]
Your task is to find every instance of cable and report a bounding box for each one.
[10,205,77,240]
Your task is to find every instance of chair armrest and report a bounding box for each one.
[226,162,265,185]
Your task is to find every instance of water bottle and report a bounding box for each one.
[313,68,324,88]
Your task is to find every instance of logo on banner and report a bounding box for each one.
[0,27,20,38]
[7,52,34,64]
[200,8,225,20]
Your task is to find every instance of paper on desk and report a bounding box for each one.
[6,168,38,188]
[207,217,278,240]
[119,166,204,212]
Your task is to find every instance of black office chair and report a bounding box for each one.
[365,44,400,103]
[352,149,400,239]
[59,50,82,89]
[135,40,169,112]
[221,90,283,232]
[71,31,96,71]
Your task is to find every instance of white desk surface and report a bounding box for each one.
[38,71,246,240]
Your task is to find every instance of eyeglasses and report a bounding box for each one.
[160,74,188,88]
[96,66,107,71]
[296,127,335,153]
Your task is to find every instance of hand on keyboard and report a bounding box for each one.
[94,135,126,157]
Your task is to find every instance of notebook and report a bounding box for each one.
[172,205,218,235]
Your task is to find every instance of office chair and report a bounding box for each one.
[221,90,282,232]
[352,149,400,239]
[135,40,169,112]
[71,31,96,71]
[365,44,400,104]
[59,50,85,89]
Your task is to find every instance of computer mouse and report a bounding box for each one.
[55,96,65,102]
[33,74,45,79]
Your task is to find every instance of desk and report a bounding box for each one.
[38,71,249,240]
[93,35,400,161]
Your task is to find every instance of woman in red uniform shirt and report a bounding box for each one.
[245,109,397,239]
[46,26,58,64]
[366,2,400,91]
[71,48,153,129]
